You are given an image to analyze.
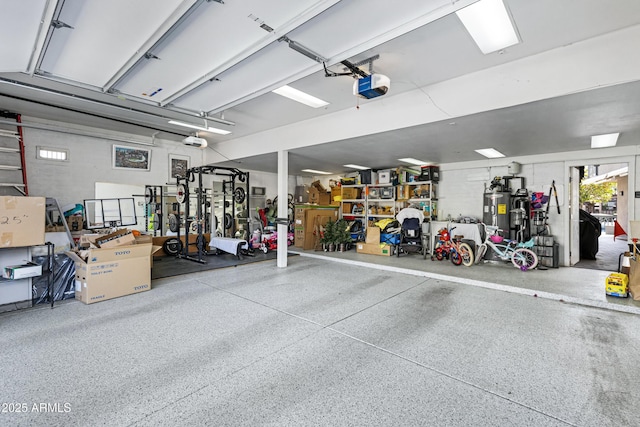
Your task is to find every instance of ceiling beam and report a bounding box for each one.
[27,0,61,75]
[102,0,201,94]
[159,0,342,107]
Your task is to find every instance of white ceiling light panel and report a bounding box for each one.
[398,158,429,166]
[273,85,329,108]
[591,133,619,148]
[456,0,519,54]
[302,169,332,175]
[475,148,505,158]
[343,164,370,170]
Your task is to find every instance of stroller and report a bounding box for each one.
[396,208,426,258]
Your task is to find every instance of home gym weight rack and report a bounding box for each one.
[171,165,249,264]
[144,185,164,236]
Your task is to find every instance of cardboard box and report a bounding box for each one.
[135,236,162,267]
[342,202,353,214]
[66,215,83,231]
[79,233,103,248]
[356,242,392,256]
[3,262,42,279]
[365,227,381,244]
[341,187,361,200]
[303,209,339,250]
[308,187,331,205]
[66,243,152,304]
[310,180,327,192]
[331,187,342,203]
[95,229,136,248]
[294,228,305,247]
[0,196,46,248]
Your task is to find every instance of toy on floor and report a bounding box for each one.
[254,231,294,253]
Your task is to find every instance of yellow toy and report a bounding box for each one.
[605,272,629,297]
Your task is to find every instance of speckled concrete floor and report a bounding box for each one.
[1,255,639,426]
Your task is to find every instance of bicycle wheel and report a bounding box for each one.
[450,249,463,265]
[434,243,445,261]
[475,244,487,265]
[512,248,538,271]
[459,242,475,267]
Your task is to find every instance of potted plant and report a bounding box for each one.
[334,219,353,252]
[320,219,337,251]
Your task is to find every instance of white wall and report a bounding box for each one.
[18,120,640,266]
[443,145,640,266]
[20,125,297,214]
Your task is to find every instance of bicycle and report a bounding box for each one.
[432,226,475,267]
[475,223,538,271]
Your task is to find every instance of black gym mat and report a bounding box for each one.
[151,251,296,280]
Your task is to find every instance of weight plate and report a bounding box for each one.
[224,212,233,230]
[168,213,179,232]
[163,238,182,256]
[176,184,186,204]
[154,213,161,231]
[190,221,198,233]
[145,187,154,205]
[234,187,246,204]
[196,234,206,252]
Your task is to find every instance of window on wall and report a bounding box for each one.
[36,146,68,161]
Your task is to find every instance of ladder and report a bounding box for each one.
[45,197,76,250]
[0,112,28,196]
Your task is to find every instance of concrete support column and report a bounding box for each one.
[277,150,288,268]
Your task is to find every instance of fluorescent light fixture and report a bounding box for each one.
[456,0,519,54]
[591,133,619,148]
[343,164,370,170]
[273,85,329,108]
[475,148,505,158]
[398,158,428,166]
[301,169,332,175]
[168,120,231,135]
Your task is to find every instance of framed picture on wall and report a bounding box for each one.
[169,154,190,180]
[112,144,151,171]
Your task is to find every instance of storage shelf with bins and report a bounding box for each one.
[0,246,34,312]
[366,184,397,219]
[339,185,366,219]
[396,181,438,220]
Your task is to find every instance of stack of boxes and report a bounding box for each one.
[356,227,393,256]
[293,205,338,250]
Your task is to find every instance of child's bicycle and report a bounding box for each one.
[432,226,474,267]
[475,223,538,271]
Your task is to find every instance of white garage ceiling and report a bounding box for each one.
[1,0,640,175]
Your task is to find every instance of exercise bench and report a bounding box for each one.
[209,237,249,259]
